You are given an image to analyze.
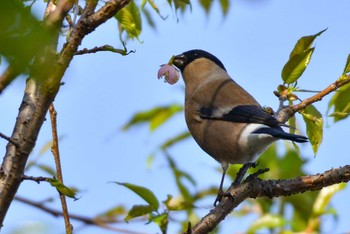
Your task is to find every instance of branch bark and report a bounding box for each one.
[189,165,350,234]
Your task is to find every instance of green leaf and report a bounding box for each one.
[0,0,53,73]
[199,0,213,14]
[116,182,159,210]
[281,29,327,84]
[146,153,155,169]
[343,54,350,74]
[301,105,323,154]
[165,153,195,201]
[36,163,57,177]
[219,0,230,16]
[312,183,346,216]
[160,131,191,150]
[282,47,314,84]
[289,29,327,59]
[141,8,156,30]
[98,206,126,219]
[164,195,193,211]
[306,183,346,232]
[247,214,287,234]
[150,213,168,234]
[278,148,306,178]
[327,83,350,122]
[48,178,77,200]
[122,104,183,131]
[125,205,154,222]
[115,1,142,41]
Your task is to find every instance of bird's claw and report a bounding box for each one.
[213,190,235,206]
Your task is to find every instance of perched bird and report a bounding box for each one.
[171,49,308,204]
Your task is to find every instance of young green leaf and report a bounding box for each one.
[115,182,159,210]
[312,183,346,216]
[289,28,327,59]
[48,178,77,200]
[343,54,350,74]
[282,48,314,84]
[122,104,183,131]
[306,183,346,231]
[97,205,126,219]
[115,1,142,41]
[219,0,230,16]
[301,105,323,154]
[160,131,191,150]
[199,0,213,14]
[327,83,350,122]
[36,163,57,177]
[247,214,287,234]
[150,213,168,234]
[125,204,154,222]
[165,153,195,201]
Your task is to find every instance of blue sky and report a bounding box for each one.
[1,0,350,233]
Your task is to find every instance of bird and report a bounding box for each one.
[171,49,308,205]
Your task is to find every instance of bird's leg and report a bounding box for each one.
[213,167,227,206]
[232,162,257,186]
[213,162,257,206]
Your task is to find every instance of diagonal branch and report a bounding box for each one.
[14,196,147,234]
[277,74,350,123]
[189,165,350,234]
[0,66,20,94]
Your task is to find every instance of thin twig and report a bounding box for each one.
[75,45,135,56]
[21,175,49,183]
[14,196,147,234]
[0,66,20,94]
[0,132,18,147]
[49,103,73,234]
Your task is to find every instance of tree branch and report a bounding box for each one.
[75,45,135,56]
[49,104,73,234]
[14,196,146,234]
[0,132,18,147]
[189,165,350,234]
[0,66,20,94]
[277,74,350,123]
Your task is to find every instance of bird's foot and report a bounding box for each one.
[213,190,235,207]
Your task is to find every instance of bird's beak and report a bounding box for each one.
[172,53,187,71]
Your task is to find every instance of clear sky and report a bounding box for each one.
[1,0,350,233]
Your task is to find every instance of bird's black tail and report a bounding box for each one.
[253,127,308,143]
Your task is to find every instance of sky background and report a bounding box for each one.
[1,0,350,233]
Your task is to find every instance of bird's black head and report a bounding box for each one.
[173,49,226,72]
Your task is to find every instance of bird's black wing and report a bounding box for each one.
[200,105,280,127]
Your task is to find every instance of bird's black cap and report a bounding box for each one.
[173,49,227,72]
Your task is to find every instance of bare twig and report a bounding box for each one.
[75,45,135,56]
[0,132,18,147]
[0,66,20,94]
[49,103,73,234]
[190,165,350,234]
[21,175,49,183]
[14,196,149,234]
